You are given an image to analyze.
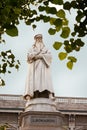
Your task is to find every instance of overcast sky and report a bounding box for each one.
[0,7,87,98]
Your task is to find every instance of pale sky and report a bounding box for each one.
[0,7,87,98]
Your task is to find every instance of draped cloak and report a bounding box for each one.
[24,44,54,98]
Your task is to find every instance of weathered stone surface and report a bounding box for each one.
[20,111,65,130]
[1,95,87,130]
[25,98,57,112]
[0,95,25,109]
[0,112,18,130]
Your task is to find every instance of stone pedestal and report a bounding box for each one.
[25,98,57,112]
[20,111,65,130]
[20,98,65,130]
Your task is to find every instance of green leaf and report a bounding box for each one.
[9,63,14,67]
[63,2,71,10]
[8,71,11,73]
[32,10,37,15]
[75,39,84,47]
[76,12,84,22]
[54,18,62,27]
[75,46,80,51]
[58,52,67,60]
[68,56,77,62]
[0,79,5,86]
[35,16,41,21]
[56,9,65,18]
[53,42,62,50]
[60,27,70,38]
[1,52,6,58]
[50,18,56,25]
[56,26,61,32]
[43,16,50,22]
[64,40,69,45]
[6,50,11,53]
[62,19,68,25]
[15,64,19,69]
[17,60,21,65]
[13,8,21,14]
[70,38,74,43]
[48,28,56,35]
[71,1,77,8]
[8,54,15,59]
[67,61,73,70]
[51,0,63,5]
[38,6,45,12]
[2,59,5,62]
[32,24,36,29]
[64,45,72,53]
[3,63,7,68]
[46,7,57,14]
[71,32,76,37]
[6,25,18,37]
[25,20,31,25]
[43,1,49,5]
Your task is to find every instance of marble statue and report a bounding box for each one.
[24,34,54,100]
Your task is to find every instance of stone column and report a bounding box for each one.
[69,114,75,130]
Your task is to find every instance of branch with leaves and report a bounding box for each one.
[0,50,20,86]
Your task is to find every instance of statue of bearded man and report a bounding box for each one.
[24,34,54,100]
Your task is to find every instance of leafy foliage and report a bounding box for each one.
[60,27,70,38]
[61,0,86,69]
[0,0,86,85]
[53,42,62,50]
[58,52,67,60]
[54,0,86,69]
[6,25,18,37]
[0,124,8,130]
[0,123,16,130]
[67,61,73,70]
[64,0,87,37]
[0,50,20,86]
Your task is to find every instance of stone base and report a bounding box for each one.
[20,98,65,130]
[25,98,57,112]
[20,111,65,130]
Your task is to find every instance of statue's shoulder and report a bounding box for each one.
[28,46,37,54]
[43,46,51,53]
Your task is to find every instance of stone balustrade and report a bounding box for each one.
[0,94,87,104]
[0,95,87,130]
[0,94,23,101]
[56,97,87,104]
[56,97,87,113]
[0,95,87,113]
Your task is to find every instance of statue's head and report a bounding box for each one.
[34,34,43,43]
[33,34,44,48]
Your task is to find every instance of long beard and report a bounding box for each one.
[35,42,44,50]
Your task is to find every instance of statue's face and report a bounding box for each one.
[36,37,42,43]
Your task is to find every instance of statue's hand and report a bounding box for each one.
[35,54,42,60]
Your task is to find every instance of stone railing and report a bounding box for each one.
[0,94,87,104]
[56,97,87,112]
[0,95,87,112]
[0,94,23,101]
[56,97,87,104]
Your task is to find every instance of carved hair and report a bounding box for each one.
[34,34,43,40]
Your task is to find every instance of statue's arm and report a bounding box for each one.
[27,49,37,63]
[36,50,52,67]
[42,54,52,67]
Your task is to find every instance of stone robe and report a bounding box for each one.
[24,44,54,98]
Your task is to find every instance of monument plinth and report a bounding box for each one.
[25,98,57,112]
[20,34,65,130]
[20,111,65,130]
